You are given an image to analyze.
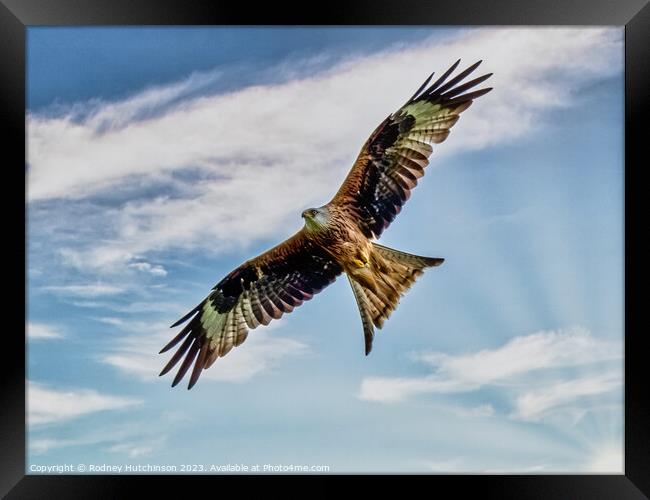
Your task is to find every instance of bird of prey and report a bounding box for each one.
[160,59,492,389]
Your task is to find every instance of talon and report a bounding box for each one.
[352,258,366,268]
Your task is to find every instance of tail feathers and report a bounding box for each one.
[347,276,376,355]
[349,243,443,355]
[371,243,444,269]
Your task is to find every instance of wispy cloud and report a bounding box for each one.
[127,261,168,276]
[358,327,622,419]
[414,326,621,385]
[31,435,164,459]
[70,299,182,314]
[512,372,622,422]
[27,322,63,340]
[30,437,89,455]
[27,28,622,275]
[29,411,185,457]
[58,245,168,278]
[105,437,167,459]
[28,381,141,425]
[31,434,166,459]
[425,445,624,474]
[40,283,127,297]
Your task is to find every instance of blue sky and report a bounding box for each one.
[26,27,624,473]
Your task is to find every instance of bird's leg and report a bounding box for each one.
[351,248,370,269]
[348,247,390,299]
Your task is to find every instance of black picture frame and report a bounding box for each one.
[3,0,647,496]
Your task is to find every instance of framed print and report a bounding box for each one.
[3,0,648,497]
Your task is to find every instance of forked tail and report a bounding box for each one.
[347,243,443,355]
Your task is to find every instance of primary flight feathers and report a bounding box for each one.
[160,59,492,389]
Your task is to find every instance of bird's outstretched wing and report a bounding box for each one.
[159,230,342,389]
[330,60,492,239]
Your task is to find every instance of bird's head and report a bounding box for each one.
[302,206,331,232]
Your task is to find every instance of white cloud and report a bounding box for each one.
[512,372,622,422]
[415,326,621,385]
[359,326,621,404]
[41,283,127,297]
[27,322,63,340]
[27,28,622,272]
[31,434,163,457]
[94,316,128,327]
[70,299,182,314]
[30,437,87,454]
[29,412,184,456]
[127,261,168,276]
[105,438,165,459]
[28,381,141,425]
[359,374,476,403]
[58,246,168,277]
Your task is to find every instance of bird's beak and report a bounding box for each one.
[301,211,307,219]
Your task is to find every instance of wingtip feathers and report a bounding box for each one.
[407,59,492,109]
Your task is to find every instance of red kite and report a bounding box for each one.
[160,60,492,388]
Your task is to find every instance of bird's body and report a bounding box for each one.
[302,205,371,272]
[160,60,493,388]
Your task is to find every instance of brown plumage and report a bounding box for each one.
[160,60,492,388]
